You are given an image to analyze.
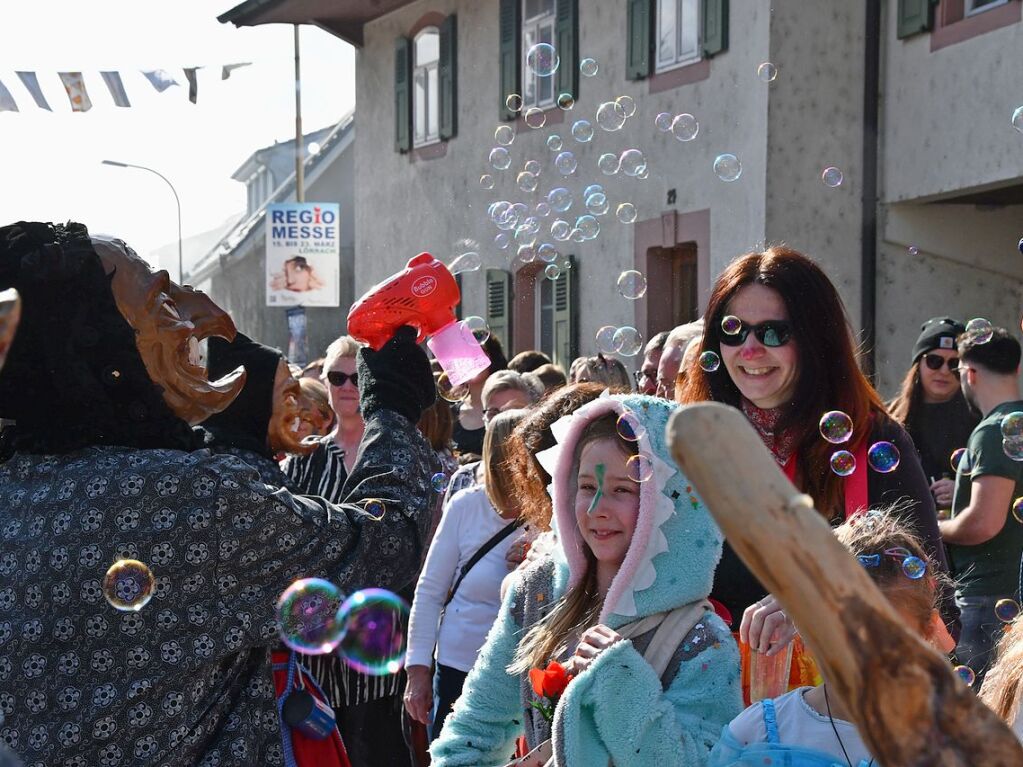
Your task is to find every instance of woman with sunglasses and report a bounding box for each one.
[889,318,979,513]
[677,246,957,703]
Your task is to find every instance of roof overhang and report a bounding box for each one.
[218,0,417,46]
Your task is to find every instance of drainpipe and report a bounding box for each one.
[860,0,881,380]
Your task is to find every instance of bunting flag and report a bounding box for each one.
[15,72,51,110]
[0,79,18,112]
[58,72,92,112]
[142,69,178,93]
[100,71,131,108]
[222,62,251,80]
[183,67,199,104]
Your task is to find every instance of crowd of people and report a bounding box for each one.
[1,222,1023,766]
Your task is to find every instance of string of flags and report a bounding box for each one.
[0,64,252,113]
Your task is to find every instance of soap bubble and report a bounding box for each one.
[1002,412,1023,438]
[1013,106,1023,134]
[336,589,410,675]
[495,125,515,146]
[575,214,600,240]
[636,166,649,180]
[362,499,387,521]
[537,243,558,263]
[996,598,1021,623]
[506,94,523,113]
[547,134,563,151]
[714,153,742,182]
[585,193,609,216]
[819,411,853,444]
[1013,497,1023,524]
[461,316,491,344]
[757,62,778,82]
[626,453,655,482]
[908,245,919,256]
[448,252,482,275]
[699,351,721,372]
[437,372,468,403]
[276,578,346,654]
[867,442,900,473]
[965,318,993,344]
[901,556,926,580]
[524,159,542,175]
[596,101,626,131]
[431,472,448,493]
[517,244,537,263]
[570,228,585,243]
[954,665,976,686]
[524,107,546,129]
[616,203,638,223]
[1004,437,1023,461]
[489,147,511,170]
[616,411,647,442]
[671,113,699,142]
[580,57,599,77]
[614,326,643,356]
[555,151,578,175]
[479,174,495,189]
[517,171,539,192]
[557,92,575,110]
[583,184,604,199]
[821,166,844,187]
[619,149,646,176]
[526,43,560,77]
[571,120,594,142]
[617,270,647,300]
[655,112,673,132]
[616,95,637,118]
[535,201,551,217]
[547,187,573,212]
[721,315,742,335]
[494,233,510,250]
[830,450,856,477]
[551,219,571,240]
[950,447,968,473]
[598,152,620,175]
[544,264,562,280]
[596,325,619,354]
[103,559,155,612]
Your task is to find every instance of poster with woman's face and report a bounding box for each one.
[266,202,340,307]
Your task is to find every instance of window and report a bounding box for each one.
[413,27,440,146]
[536,275,555,356]
[966,0,1008,15]
[522,0,556,109]
[656,0,700,72]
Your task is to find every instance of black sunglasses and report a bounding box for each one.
[717,320,793,348]
[326,371,358,387]
[923,354,959,375]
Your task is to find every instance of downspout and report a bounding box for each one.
[860,0,882,380]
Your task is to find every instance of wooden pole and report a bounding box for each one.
[667,402,1023,766]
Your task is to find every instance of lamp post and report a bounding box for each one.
[101,160,184,283]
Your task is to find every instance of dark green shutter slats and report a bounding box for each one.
[702,0,728,57]
[626,0,652,80]
[555,0,579,102]
[897,0,936,39]
[486,269,512,353]
[552,256,577,369]
[499,0,521,121]
[394,36,412,152]
[439,14,458,140]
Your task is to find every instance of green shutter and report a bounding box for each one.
[486,269,512,353]
[626,0,652,80]
[552,256,577,369]
[454,274,464,321]
[439,14,458,140]
[394,36,412,153]
[897,0,936,39]
[702,0,728,57]
[555,0,578,102]
[499,0,521,121]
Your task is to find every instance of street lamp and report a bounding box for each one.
[101,160,184,283]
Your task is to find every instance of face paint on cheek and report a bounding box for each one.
[586,463,606,516]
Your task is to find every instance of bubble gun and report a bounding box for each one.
[347,253,490,386]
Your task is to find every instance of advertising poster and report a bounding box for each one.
[266,202,340,307]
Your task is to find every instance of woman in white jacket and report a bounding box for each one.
[404,409,531,741]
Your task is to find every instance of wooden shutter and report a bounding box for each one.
[555,0,578,102]
[897,0,936,39]
[486,269,512,353]
[702,0,729,57]
[626,0,652,80]
[394,36,412,152]
[499,0,521,121]
[439,14,458,140]
[552,257,577,370]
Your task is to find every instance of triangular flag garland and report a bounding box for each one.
[0,64,252,114]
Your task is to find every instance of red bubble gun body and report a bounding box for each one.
[347,253,490,386]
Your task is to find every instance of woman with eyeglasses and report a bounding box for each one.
[676,246,957,703]
[889,318,979,513]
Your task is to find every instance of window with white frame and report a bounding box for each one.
[522,0,556,109]
[413,27,440,146]
[966,0,1008,15]
[656,0,700,73]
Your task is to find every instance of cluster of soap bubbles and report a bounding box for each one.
[819,411,899,475]
[1002,410,1023,462]
[654,112,699,142]
[103,559,156,612]
[595,324,644,356]
[276,580,410,675]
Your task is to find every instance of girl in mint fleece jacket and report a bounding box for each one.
[431,393,742,767]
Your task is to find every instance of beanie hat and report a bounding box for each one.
[912,317,965,363]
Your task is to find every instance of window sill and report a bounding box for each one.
[410,139,447,162]
[647,58,711,95]
[515,104,566,132]
[931,0,1020,50]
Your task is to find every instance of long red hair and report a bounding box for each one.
[677,246,886,518]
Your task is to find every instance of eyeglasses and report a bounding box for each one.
[717,320,793,348]
[326,371,358,387]
[923,354,959,375]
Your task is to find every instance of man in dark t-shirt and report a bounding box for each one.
[942,326,1023,685]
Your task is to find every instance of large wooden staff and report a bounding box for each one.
[668,402,1022,766]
